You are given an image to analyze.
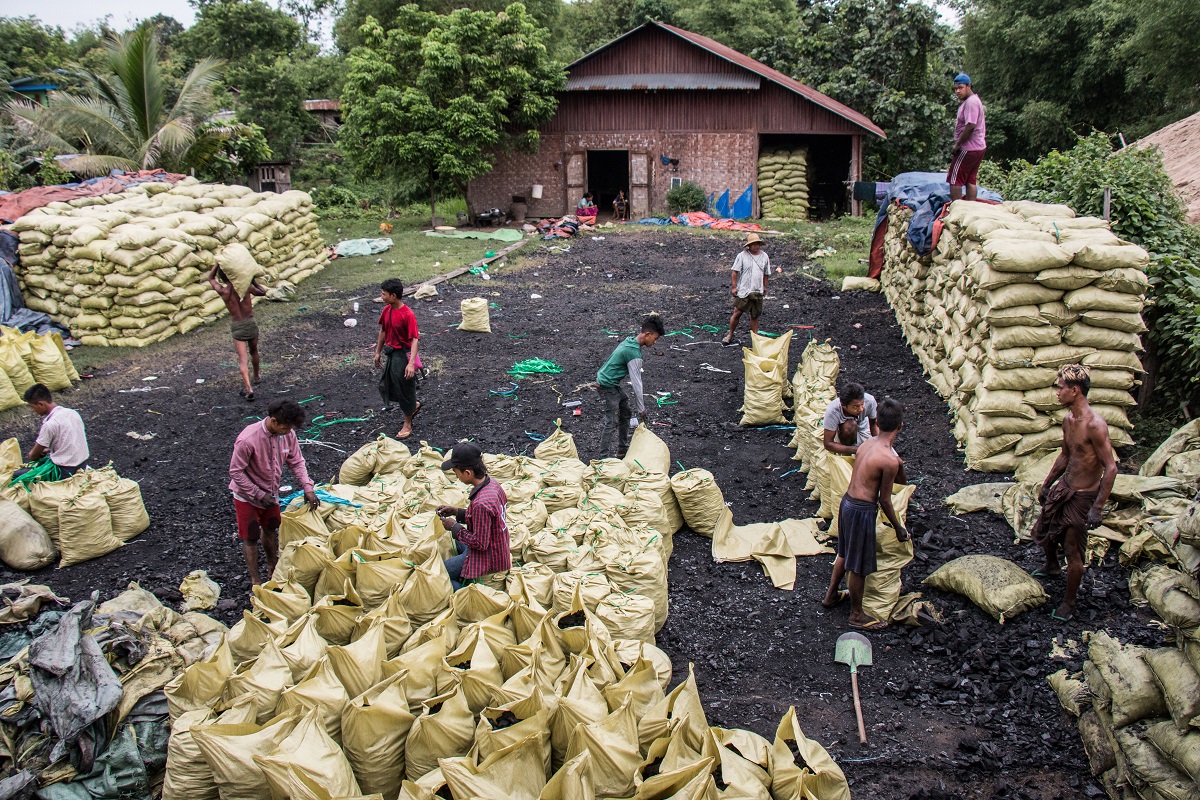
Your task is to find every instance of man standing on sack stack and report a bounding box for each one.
[948,73,987,202]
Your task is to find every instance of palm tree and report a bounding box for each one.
[7,23,234,176]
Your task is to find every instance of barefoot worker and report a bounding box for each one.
[229,399,319,586]
[822,397,909,631]
[596,313,665,458]
[437,442,511,590]
[207,254,267,401]
[822,382,879,455]
[18,384,90,477]
[374,278,422,439]
[1031,364,1116,621]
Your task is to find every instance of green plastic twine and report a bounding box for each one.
[507,359,564,379]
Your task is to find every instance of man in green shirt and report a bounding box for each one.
[596,313,665,457]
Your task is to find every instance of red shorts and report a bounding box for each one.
[947,148,986,187]
[234,499,281,542]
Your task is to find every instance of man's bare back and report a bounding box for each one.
[847,435,908,540]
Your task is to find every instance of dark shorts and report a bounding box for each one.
[947,148,986,187]
[231,318,259,342]
[837,494,879,576]
[733,292,764,319]
[234,499,281,542]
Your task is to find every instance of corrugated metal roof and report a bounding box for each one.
[565,72,760,91]
[304,99,341,111]
[569,22,886,139]
[1136,110,1200,225]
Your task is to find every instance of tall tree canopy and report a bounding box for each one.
[341,3,564,221]
[961,0,1196,160]
[0,18,71,85]
[778,0,960,180]
[7,23,239,176]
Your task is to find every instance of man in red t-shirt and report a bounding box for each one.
[373,278,422,438]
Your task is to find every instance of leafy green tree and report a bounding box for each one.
[0,17,71,85]
[774,0,959,180]
[335,0,565,53]
[675,0,794,60]
[192,122,272,183]
[175,0,306,66]
[6,23,242,176]
[341,4,564,223]
[227,57,315,157]
[1123,0,1200,119]
[961,0,1166,160]
[561,0,677,59]
[35,149,72,186]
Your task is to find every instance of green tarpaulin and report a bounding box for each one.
[425,228,524,242]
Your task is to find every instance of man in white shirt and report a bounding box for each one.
[823,382,879,455]
[22,384,90,476]
[723,233,771,345]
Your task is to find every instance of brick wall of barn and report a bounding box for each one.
[468,131,758,219]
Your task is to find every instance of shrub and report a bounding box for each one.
[666,181,707,214]
[992,131,1200,403]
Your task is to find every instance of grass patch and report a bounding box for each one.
[766,215,875,285]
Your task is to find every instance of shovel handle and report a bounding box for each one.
[851,671,867,744]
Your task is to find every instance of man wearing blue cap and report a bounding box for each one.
[948,73,986,202]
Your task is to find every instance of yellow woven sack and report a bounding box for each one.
[0,335,35,394]
[535,423,579,461]
[27,334,71,391]
[770,706,850,800]
[922,554,1048,622]
[192,712,302,800]
[58,487,121,567]
[405,685,476,780]
[459,298,491,333]
[216,242,265,299]
[277,657,350,741]
[670,469,726,538]
[442,734,547,800]
[254,709,362,799]
[342,671,416,799]
[0,368,20,412]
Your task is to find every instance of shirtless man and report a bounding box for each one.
[1031,364,1117,621]
[822,397,909,631]
[208,264,267,401]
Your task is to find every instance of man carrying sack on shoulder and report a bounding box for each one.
[437,442,511,591]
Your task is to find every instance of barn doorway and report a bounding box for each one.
[586,150,629,220]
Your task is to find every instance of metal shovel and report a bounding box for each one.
[834,631,873,744]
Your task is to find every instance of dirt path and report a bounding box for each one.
[1,228,1150,798]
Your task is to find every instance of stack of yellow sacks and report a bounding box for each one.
[8,179,328,347]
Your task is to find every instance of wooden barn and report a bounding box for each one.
[467,21,886,221]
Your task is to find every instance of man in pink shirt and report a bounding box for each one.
[229,398,319,585]
[948,73,987,202]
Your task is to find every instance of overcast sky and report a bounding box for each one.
[7,0,196,34]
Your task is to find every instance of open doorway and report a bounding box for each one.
[586,150,629,220]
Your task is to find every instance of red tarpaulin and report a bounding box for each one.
[0,170,187,223]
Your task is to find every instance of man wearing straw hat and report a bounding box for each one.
[723,233,770,345]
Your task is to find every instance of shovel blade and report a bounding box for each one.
[834,631,873,671]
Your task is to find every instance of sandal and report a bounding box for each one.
[1050,609,1074,622]
[820,589,849,609]
[721,334,736,346]
[849,618,889,632]
[239,389,255,402]
[1030,568,1061,578]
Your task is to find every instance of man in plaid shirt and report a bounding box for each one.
[437,442,511,590]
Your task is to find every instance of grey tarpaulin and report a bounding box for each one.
[34,693,170,800]
[28,598,123,771]
[0,770,36,800]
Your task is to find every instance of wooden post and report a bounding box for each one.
[1103,187,1112,222]
[849,135,863,217]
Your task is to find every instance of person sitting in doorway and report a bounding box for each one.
[612,190,629,221]
[576,193,598,224]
